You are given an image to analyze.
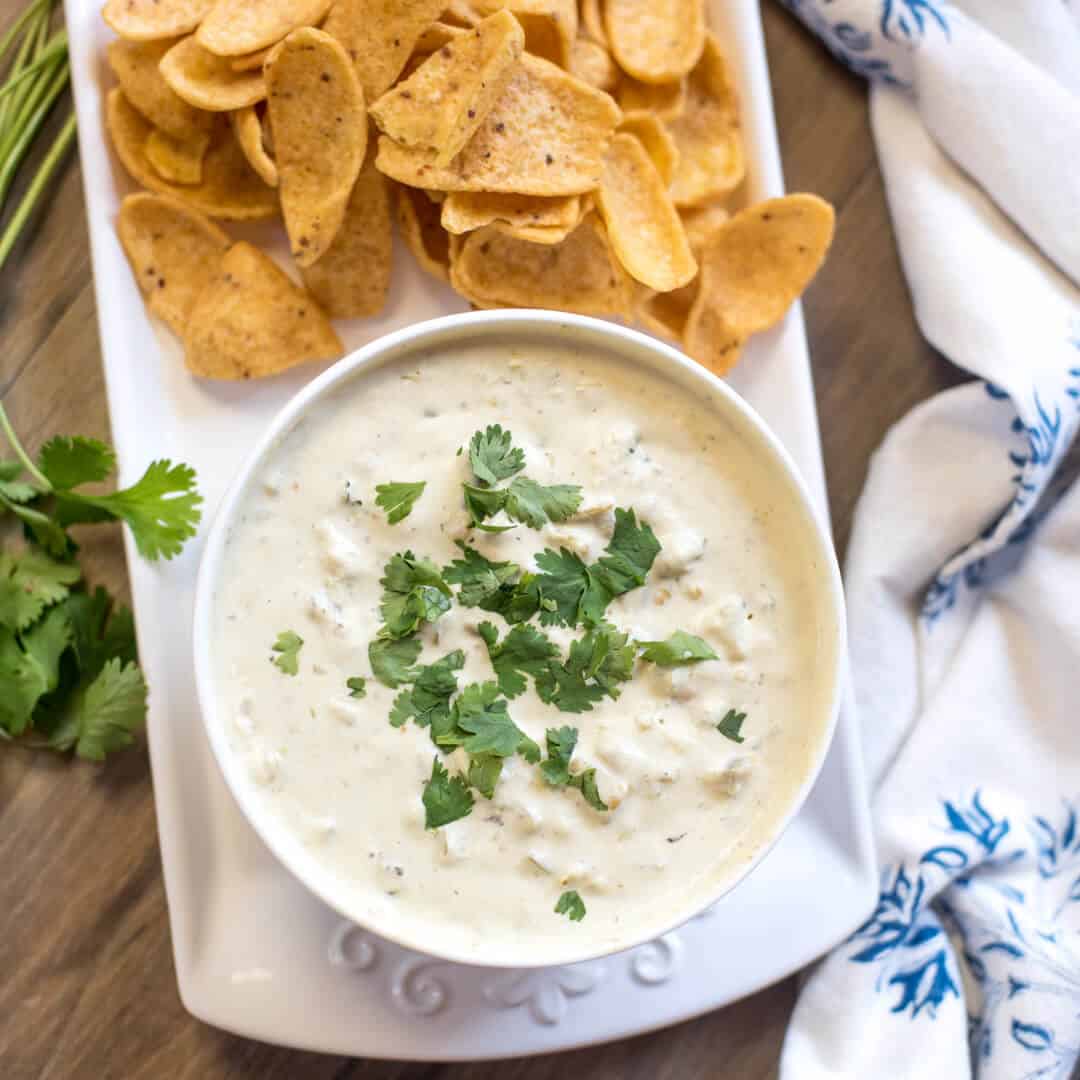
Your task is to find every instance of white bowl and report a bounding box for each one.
[193,310,845,969]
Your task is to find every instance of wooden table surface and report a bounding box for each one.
[0,5,962,1078]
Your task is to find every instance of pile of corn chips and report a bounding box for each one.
[104,0,835,380]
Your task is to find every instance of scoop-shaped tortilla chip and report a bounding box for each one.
[231,47,273,71]
[636,278,697,342]
[397,185,453,283]
[230,105,277,186]
[103,0,213,41]
[569,37,617,91]
[197,0,334,57]
[666,34,744,207]
[376,53,620,196]
[679,202,729,254]
[683,194,834,375]
[604,0,703,84]
[595,132,694,291]
[266,28,367,266]
[370,10,523,168]
[107,38,213,140]
[472,0,577,67]
[412,22,468,54]
[184,242,342,378]
[324,0,446,101]
[618,112,677,185]
[160,35,267,111]
[145,127,210,184]
[579,0,606,45]
[300,157,392,317]
[451,213,630,313]
[491,220,575,244]
[117,192,231,337]
[441,190,580,234]
[106,89,279,220]
[617,75,684,120]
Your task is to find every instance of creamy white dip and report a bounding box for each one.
[212,334,837,963]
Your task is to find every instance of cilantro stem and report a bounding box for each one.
[0,400,51,490]
[0,107,73,272]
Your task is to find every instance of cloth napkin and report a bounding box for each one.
[773,1,1080,1077]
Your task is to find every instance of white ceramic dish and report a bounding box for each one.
[66,0,877,1056]
[193,311,847,969]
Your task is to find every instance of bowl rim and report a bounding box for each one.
[193,309,846,970]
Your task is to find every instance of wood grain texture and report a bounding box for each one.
[0,2,963,1077]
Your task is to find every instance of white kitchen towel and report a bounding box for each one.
[775,1,1080,1078]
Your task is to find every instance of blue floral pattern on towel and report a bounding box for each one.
[847,793,1080,1078]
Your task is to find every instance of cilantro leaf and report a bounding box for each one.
[462,482,508,527]
[378,551,452,638]
[0,612,69,736]
[540,725,578,786]
[469,425,525,487]
[346,676,367,698]
[573,768,607,811]
[0,549,80,632]
[503,476,582,529]
[422,757,474,829]
[717,708,747,743]
[441,681,540,761]
[478,621,559,698]
[369,635,422,688]
[566,623,635,698]
[534,659,606,714]
[638,631,718,666]
[467,753,503,799]
[271,630,303,675]
[443,542,521,608]
[533,547,593,627]
[375,481,426,524]
[37,436,116,490]
[0,461,36,504]
[53,460,202,561]
[591,508,661,598]
[1,496,75,558]
[53,658,147,761]
[389,650,464,734]
[555,890,586,921]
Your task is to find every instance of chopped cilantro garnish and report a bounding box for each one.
[574,768,607,811]
[271,630,303,675]
[539,725,578,786]
[422,757,474,829]
[467,753,503,799]
[369,634,422,688]
[555,889,586,921]
[389,649,464,733]
[478,621,559,698]
[378,551,452,638]
[462,483,510,528]
[375,481,426,524]
[346,676,367,698]
[566,623,635,698]
[717,708,747,743]
[443,542,521,608]
[638,631,718,666]
[591,507,661,599]
[469,424,525,487]
[436,680,540,761]
[503,476,582,529]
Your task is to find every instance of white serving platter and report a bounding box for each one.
[65,0,877,1058]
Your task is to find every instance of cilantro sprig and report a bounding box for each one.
[375,481,426,524]
[638,631,718,666]
[538,726,608,811]
[555,889,586,921]
[271,630,303,675]
[717,708,747,743]
[422,757,474,829]
[0,407,201,561]
[378,551,452,638]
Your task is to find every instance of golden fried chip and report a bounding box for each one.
[605,0,703,84]
[266,28,367,266]
[636,278,697,342]
[370,10,524,168]
[569,37,617,91]
[491,220,575,244]
[230,106,277,186]
[667,34,744,207]
[376,53,621,196]
[618,112,677,185]
[684,194,835,375]
[197,0,334,57]
[472,0,577,67]
[441,190,580,234]
[324,0,446,101]
[106,89,279,219]
[450,213,630,313]
[579,0,606,44]
[617,75,684,119]
[106,38,213,141]
[184,242,342,378]
[160,35,267,111]
[103,0,213,41]
[231,47,273,71]
[679,202,729,254]
[300,157,392,318]
[145,127,210,184]
[412,22,468,54]
[440,0,482,27]
[397,185,452,283]
[117,192,231,337]
[595,133,694,291]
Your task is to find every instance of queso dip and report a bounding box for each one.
[212,333,837,964]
